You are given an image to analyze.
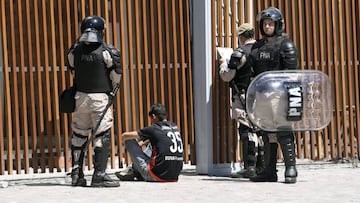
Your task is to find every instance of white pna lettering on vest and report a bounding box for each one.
[260,52,271,60]
[81,55,94,62]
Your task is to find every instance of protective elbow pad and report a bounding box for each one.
[66,43,78,70]
[280,39,299,69]
[105,45,122,74]
[228,48,245,70]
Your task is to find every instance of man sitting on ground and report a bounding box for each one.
[115,104,184,182]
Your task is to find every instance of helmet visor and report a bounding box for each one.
[79,30,102,43]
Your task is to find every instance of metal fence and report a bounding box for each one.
[212,0,360,164]
[0,0,194,175]
[1,0,359,176]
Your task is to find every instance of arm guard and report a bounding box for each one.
[66,43,78,71]
[228,48,246,70]
[104,44,122,74]
[280,38,299,70]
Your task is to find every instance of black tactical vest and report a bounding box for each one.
[250,36,285,76]
[73,43,112,93]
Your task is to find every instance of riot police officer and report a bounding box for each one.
[248,7,299,184]
[67,16,122,187]
[218,23,265,178]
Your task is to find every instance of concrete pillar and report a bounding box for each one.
[192,0,214,175]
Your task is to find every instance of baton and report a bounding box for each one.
[230,80,257,132]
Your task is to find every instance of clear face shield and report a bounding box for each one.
[78,28,103,43]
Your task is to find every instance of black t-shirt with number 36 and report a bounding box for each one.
[138,121,184,182]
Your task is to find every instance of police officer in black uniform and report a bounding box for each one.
[67,16,122,187]
[248,7,299,184]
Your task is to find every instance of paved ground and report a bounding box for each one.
[0,161,359,203]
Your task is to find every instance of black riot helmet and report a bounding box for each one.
[79,16,106,43]
[257,7,284,37]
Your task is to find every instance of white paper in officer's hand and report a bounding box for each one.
[216,47,233,63]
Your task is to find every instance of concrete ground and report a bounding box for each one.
[0,161,359,203]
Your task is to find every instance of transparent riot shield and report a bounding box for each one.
[246,70,333,132]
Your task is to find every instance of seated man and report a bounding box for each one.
[115,104,184,182]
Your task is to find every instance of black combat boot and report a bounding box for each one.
[279,135,298,184]
[250,142,278,182]
[234,140,257,178]
[256,138,266,174]
[71,136,87,187]
[231,130,257,178]
[91,130,120,187]
[71,167,86,186]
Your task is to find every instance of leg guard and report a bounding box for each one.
[250,133,278,182]
[232,138,257,178]
[239,125,258,167]
[91,129,120,187]
[241,136,249,169]
[256,135,265,174]
[278,133,298,184]
[71,133,88,186]
[230,125,257,178]
[246,141,257,168]
[239,125,250,168]
[241,140,257,178]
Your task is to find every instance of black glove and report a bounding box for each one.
[228,48,245,70]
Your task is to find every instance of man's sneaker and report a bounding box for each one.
[115,167,144,181]
[250,170,278,182]
[115,167,135,181]
[230,167,257,178]
[91,172,120,187]
[71,167,87,187]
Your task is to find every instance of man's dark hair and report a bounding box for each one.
[148,104,168,121]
